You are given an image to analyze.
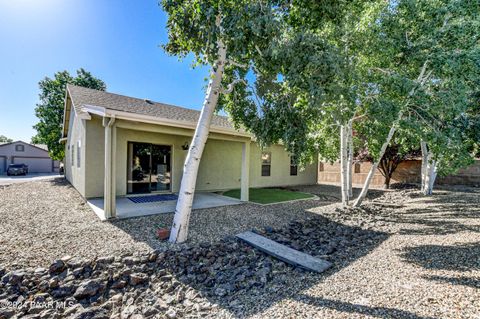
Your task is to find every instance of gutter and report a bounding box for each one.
[82,105,252,139]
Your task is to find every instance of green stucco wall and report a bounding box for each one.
[64,103,86,196]
[79,115,317,198]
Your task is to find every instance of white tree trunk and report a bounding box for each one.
[346,119,354,199]
[352,113,401,207]
[169,40,227,243]
[351,60,429,208]
[420,141,428,192]
[428,161,438,195]
[423,151,437,196]
[340,125,349,206]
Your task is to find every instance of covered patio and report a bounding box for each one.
[88,192,243,220]
[99,115,251,220]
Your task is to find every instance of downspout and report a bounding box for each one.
[103,116,116,219]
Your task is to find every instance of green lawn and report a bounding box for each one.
[223,188,314,204]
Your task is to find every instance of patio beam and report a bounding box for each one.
[241,141,250,201]
[115,120,251,143]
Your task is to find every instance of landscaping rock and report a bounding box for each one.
[129,273,148,286]
[49,260,66,274]
[74,280,104,299]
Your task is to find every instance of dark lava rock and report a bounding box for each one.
[71,306,109,319]
[73,280,104,299]
[49,260,66,274]
[129,273,148,286]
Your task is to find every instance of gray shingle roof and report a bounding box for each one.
[67,84,236,131]
[33,144,48,151]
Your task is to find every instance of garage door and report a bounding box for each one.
[0,157,5,174]
[13,157,52,173]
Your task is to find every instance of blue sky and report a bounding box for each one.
[0,0,209,142]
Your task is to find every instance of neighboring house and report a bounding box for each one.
[62,85,318,219]
[0,141,60,174]
[318,159,480,188]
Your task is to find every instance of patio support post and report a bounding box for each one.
[111,123,117,217]
[103,116,116,219]
[241,141,250,201]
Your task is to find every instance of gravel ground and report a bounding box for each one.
[1,177,479,318]
[240,188,480,319]
[0,178,330,268]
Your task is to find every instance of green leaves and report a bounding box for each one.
[32,69,106,161]
[161,0,479,171]
[0,135,13,143]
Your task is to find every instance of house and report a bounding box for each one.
[61,85,318,219]
[0,141,60,174]
[318,159,480,188]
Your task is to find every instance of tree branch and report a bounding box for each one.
[227,59,249,69]
[221,79,247,94]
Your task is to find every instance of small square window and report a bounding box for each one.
[261,152,271,176]
[15,144,24,152]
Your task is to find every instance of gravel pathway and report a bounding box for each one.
[0,178,479,318]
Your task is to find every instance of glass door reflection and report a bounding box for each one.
[127,142,171,194]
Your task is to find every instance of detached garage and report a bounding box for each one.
[0,141,60,174]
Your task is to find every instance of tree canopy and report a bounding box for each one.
[0,135,13,143]
[32,69,106,160]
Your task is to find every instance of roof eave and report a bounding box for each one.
[80,105,252,139]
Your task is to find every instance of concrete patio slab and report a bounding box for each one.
[87,192,243,220]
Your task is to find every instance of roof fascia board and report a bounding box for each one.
[101,108,252,139]
[82,104,107,117]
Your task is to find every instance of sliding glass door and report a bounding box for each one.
[127,142,171,194]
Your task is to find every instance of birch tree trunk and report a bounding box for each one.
[352,112,402,207]
[351,59,429,208]
[169,40,227,243]
[340,125,349,206]
[346,120,354,199]
[423,151,437,196]
[427,161,438,195]
[420,140,428,192]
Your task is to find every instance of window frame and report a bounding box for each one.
[290,156,298,176]
[71,144,75,166]
[261,152,271,177]
[76,140,81,168]
[15,144,25,152]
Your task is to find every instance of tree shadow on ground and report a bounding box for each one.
[109,198,334,250]
[286,184,388,202]
[399,242,480,271]
[387,216,479,235]
[48,176,70,187]
[112,209,393,317]
[424,275,480,289]
[361,188,480,236]
[164,214,390,317]
[292,294,437,319]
